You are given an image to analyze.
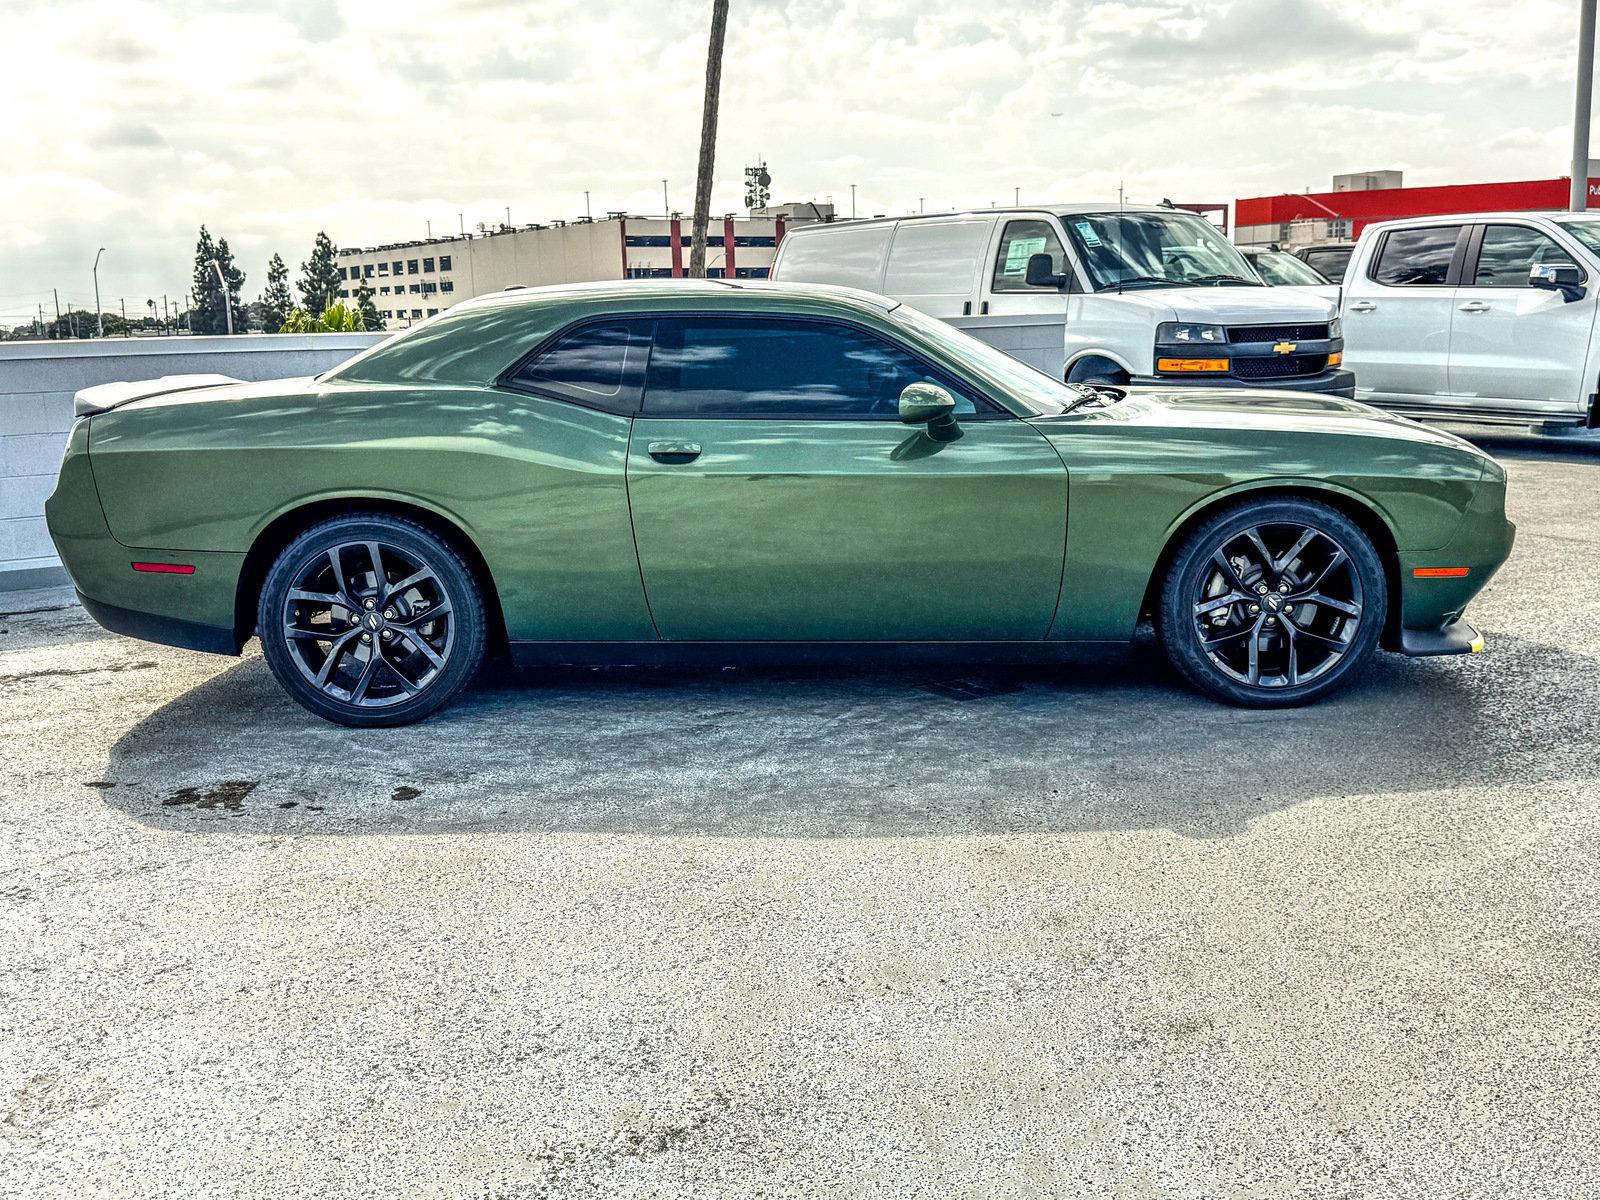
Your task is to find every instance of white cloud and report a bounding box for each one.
[0,0,1583,319]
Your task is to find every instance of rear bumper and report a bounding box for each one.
[76,591,237,655]
[1131,368,1355,399]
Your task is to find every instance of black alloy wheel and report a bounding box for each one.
[1158,498,1386,707]
[258,515,486,726]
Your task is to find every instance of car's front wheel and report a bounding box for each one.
[1157,498,1387,706]
[257,515,487,726]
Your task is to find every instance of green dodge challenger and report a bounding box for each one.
[47,281,1514,726]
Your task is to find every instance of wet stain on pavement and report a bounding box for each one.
[0,661,156,685]
[162,780,259,811]
[391,785,422,803]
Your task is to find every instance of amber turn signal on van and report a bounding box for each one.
[1156,357,1230,373]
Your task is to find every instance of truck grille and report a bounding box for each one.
[1227,323,1331,343]
[1232,354,1328,380]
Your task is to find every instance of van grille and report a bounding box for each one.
[1231,354,1328,380]
[1227,323,1331,343]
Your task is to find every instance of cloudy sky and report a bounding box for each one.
[0,0,1583,322]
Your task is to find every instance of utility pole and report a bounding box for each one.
[92,247,106,336]
[584,190,592,220]
[120,298,128,336]
[688,0,730,278]
[53,288,61,339]
[1574,0,1598,210]
[458,212,465,236]
[505,206,511,227]
[208,260,233,334]
[663,180,669,215]
[850,183,857,219]
[426,219,432,239]
[1014,186,1021,205]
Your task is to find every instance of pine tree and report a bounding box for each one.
[354,279,380,330]
[260,253,293,331]
[190,226,245,334]
[298,231,342,314]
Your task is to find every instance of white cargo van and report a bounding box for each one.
[772,204,1352,397]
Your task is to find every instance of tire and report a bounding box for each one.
[1067,357,1130,388]
[1156,498,1387,707]
[257,514,487,726]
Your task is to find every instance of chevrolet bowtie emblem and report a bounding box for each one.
[1272,341,1297,355]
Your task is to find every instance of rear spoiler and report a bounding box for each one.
[73,373,242,418]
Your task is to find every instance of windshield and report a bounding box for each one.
[1250,250,1330,286]
[1552,217,1600,258]
[1062,211,1263,291]
[888,303,1079,416]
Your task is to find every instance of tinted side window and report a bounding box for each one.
[1302,248,1351,283]
[1473,225,1581,287]
[644,317,982,418]
[1372,226,1463,286]
[992,219,1070,292]
[509,319,653,412]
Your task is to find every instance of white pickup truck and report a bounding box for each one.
[1341,211,1600,429]
[773,204,1353,397]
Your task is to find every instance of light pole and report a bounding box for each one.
[1574,0,1598,210]
[92,247,105,337]
[662,179,669,215]
[208,259,233,334]
[850,183,856,219]
[584,190,592,220]
[1014,186,1020,205]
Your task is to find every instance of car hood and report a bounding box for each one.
[1039,386,1491,456]
[1108,286,1337,324]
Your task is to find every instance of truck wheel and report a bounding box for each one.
[1067,357,1130,387]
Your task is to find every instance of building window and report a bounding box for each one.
[427,308,438,316]
[338,289,349,298]
[412,308,423,318]
[409,283,420,294]
[626,267,675,278]
[392,260,403,275]
[339,267,349,280]
[439,255,452,271]
[422,282,436,295]
[422,257,434,272]
[377,262,388,275]
[407,259,419,274]
[440,281,453,293]
[732,235,776,248]
[624,235,673,247]
[734,267,771,279]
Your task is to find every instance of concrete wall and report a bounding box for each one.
[0,333,385,591]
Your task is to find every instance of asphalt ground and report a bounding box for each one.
[1,429,1597,1198]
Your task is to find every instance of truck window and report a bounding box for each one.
[1372,226,1463,286]
[1472,225,1581,287]
[991,220,1069,292]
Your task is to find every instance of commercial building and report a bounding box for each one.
[1236,167,1600,247]
[337,203,833,328]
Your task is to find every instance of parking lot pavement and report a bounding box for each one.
[1,431,1598,1199]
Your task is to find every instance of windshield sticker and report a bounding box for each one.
[1004,236,1047,273]
[1074,221,1103,247]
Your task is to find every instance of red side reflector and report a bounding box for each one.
[1413,567,1470,578]
[132,562,195,575]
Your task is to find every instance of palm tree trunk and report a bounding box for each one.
[688,0,730,279]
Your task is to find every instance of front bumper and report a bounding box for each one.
[1131,367,1356,399]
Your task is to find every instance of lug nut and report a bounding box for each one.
[1257,583,1269,594]
[381,630,393,640]
[364,598,376,610]
[1279,584,1289,594]
[383,609,394,619]
[360,632,371,643]
[1249,603,1260,613]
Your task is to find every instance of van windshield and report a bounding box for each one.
[1063,211,1263,291]
[887,303,1076,416]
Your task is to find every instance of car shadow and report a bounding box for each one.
[93,629,1600,839]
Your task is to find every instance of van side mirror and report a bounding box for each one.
[1530,262,1585,301]
[898,381,960,441]
[1025,253,1067,289]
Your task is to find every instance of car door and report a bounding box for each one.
[1445,222,1600,417]
[972,216,1076,376]
[625,314,1069,642]
[1342,223,1468,408]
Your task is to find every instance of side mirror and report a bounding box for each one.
[1025,252,1067,289]
[1530,262,1585,301]
[899,381,960,440]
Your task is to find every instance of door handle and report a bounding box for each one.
[646,439,701,464]
[1457,301,1490,313]
[1347,300,1376,313]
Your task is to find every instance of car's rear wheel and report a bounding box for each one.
[1157,498,1386,707]
[257,515,486,726]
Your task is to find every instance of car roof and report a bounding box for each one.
[1361,210,1582,233]
[455,277,897,315]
